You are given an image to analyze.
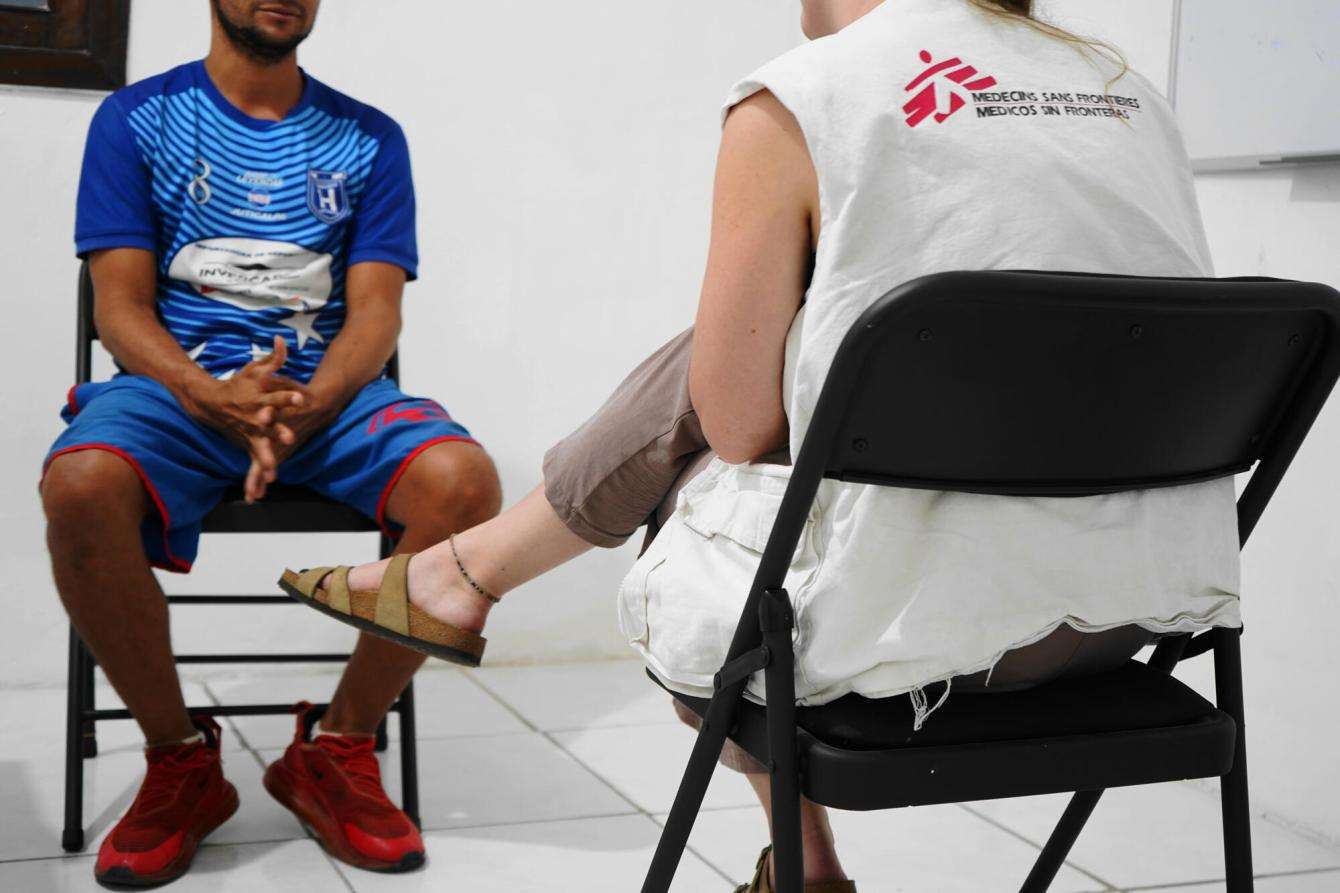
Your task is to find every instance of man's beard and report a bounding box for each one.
[212,1,311,65]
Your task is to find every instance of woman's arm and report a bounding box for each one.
[689,89,819,465]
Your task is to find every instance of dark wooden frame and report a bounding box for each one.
[0,0,130,90]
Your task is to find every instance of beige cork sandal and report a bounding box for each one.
[279,553,487,667]
[734,846,857,893]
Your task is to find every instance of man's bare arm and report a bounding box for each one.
[690,90,818,464]
[301,260,405,423]
[89,247,305,473]
[91,249,218,407]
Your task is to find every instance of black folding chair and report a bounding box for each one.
[61,262,420,852]
[642,271,1340,893]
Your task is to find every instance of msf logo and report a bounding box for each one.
[903,50,998,128]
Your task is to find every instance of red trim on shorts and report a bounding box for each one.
[374,435,481,540]
[66,385,80,415]
[42,444,194,574]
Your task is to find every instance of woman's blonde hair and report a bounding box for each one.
[966,0,1129,88]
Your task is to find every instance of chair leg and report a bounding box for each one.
[397,680,421,829]
[642,689,740,893]
[761,590,803,893]
[376,533,420,826]
[62,627,87,852]
[1215,629,1254,892]
[81,647,97,758]
[374,717,389,753]
[1018,632,1190,889]
[1020,790,1103,892]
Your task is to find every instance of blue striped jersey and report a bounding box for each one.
[75,60,417,383]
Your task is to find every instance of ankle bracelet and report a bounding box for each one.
[449,534,501,605]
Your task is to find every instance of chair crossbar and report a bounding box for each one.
[85,699,413,723]
[1183,628,1229,661]
[173,653,356,664]
[713,646,772,691]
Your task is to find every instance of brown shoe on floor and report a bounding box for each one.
[733,846,857,893]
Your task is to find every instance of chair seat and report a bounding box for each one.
[202,485,378,534]
[798,660,1218,749]
[659,660,1237,810]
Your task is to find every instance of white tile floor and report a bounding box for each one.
[3,659,1339,892]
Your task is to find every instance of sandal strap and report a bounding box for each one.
[291,566,352,615]
[374,554,413,636]
[737,846,856,893]
[326,567,351,615]
[294,567,337,598]
[745,846,771,893]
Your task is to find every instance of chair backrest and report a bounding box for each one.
[75,260,400,384]
[747,271,1340,602]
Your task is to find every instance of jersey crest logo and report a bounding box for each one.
[903,50,998,128]
[307,169,351,224]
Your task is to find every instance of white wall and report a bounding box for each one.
[0,0,802,688]
[2,0,1337,848]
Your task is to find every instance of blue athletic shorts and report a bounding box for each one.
[43,376,478,573]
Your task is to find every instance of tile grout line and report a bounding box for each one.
[462,669,738,887]
[955,802,1120,891]
[1118,865,1340,891]
[326,804,765,839]
[200,678,268,772]
[323,852,360,893]
[416,809,671,836]
[246,725,542,755]
[0,836,323,867]
[461,670,650,814]
[536,719,684,735]
[201,678,320,848]
[1176,777,1340,861]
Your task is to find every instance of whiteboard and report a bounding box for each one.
[1172,0,1340,171]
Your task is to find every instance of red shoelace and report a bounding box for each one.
[134,745,217,814]
[315,735,387,800]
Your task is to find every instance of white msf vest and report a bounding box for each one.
[619,0,1240,712]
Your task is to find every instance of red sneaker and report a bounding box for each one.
[95,717,239,888]
[264,702,425,872]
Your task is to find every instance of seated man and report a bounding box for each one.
[40,0,499,886]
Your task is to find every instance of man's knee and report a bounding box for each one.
[42,449,147,529]
[390,441,503,531]
[427,443,502,518]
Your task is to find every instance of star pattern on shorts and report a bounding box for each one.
[279,311,325,350]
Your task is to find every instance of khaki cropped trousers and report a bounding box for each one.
[542,328,1151,772]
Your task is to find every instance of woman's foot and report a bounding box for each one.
[319,485,595,642]
[742,774,849,888]
[735,846,854,892]
[344,536,496,635]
